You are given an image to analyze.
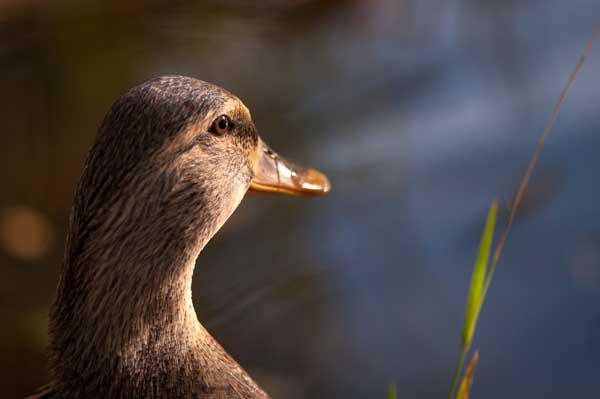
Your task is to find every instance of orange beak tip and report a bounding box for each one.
[248,140,331,197]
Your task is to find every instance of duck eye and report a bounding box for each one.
[211,115,231,135]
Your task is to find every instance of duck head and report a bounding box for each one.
[80,76,329,237]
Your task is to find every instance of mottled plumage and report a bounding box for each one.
[28,76,329,399]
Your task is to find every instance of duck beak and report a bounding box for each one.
[249,139,331,196]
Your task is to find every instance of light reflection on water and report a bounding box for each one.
[2,1,600,398]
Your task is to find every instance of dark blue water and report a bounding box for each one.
[2,1,600,397]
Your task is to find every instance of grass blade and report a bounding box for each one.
[387,383,397,399]
[449,201,497,399]
[462,201,497,349]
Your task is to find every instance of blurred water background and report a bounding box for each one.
[2,1,600,398]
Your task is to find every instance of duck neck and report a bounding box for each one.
[48,166,250,396]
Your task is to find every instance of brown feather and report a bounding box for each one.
[35,76,269,398]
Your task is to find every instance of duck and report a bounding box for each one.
[27,76,330,399]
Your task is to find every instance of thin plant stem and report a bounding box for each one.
[448,23,600,399]
[481,24,600,301]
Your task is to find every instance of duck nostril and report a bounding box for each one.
[264,148,279,160]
